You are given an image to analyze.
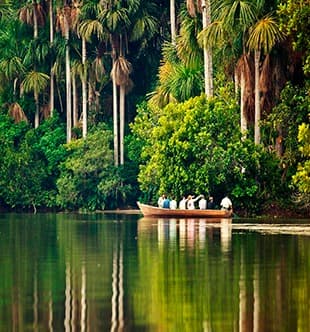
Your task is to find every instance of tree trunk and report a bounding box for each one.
[170,0,176,44]
[82,37,87,138]
[72,73,78,127]
[201,0,213,97]
[34,91,39,128]
[32,0,38,39]
[65,15,72,143]
[254,49,260,145]
[120,85,125,165]
[113,75,119,166]
[33,0,39,127]
[240,70,247,138]
[49,0,54,116]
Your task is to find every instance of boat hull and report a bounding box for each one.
[137,202,232,218]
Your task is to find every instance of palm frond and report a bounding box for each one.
[130,14,158,41]
[187,0,197,17]
[8,102,28,123]
[247,15,285,54]
[197,20,225,48]
[0,56,25,80]
[79,19,106,41]
[22,70,49,95]
[111,56,132,86]
[214,0,257,29]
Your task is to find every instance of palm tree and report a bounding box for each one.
[198,0,257,136]
[247,15,284,144]
[0,20,26,98]
[98,0,158,166]
[149,8,203,108]
[55,1,79,142]
[47,0,55,116]
[111,55,132,165]
[22,70,49,128]
[19,0,47,127]
[199,0,284,144]
[187,0,213,97]
[78,1,110,138]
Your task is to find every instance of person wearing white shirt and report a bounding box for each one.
[220,195,232,210]
[170,199,177,209]
[198,195,207,209]
[157,195,164,208]
[187,194,203,210]
[179,197,188,209]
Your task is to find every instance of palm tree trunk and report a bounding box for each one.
[33,0,39,126]
[240,70,247,137]
[65,15,72,143]
[33,1,38,39]
[113,77,119,166]
[170,0,176,44]
[120,85,125,165]
[49,0,54,116]
[82,37,87,138]
[201,0,213,97]
[72,73,78,127]
[34,91,39,128]
[254,49,260,145]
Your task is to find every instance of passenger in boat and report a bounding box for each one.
[158,194,165,208]
[198,195,207,209]
[179,197,188,209]
[207,196,215,209]
[162,195,171,209]
[187,194,203,210]
[220,195,232,210]
[170,198,177,209]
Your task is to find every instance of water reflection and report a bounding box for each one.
[139,217,233,252]
[0,213,309,332]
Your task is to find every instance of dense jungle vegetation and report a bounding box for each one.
[0,0,309,216]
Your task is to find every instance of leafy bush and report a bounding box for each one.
[130,95,287,214]
[0,113,66,209]
[292,122,310,208]
[56,125,132,211]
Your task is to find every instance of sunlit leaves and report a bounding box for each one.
[22,70,49,96]
[247,15,285,54]
[292,122,310,205]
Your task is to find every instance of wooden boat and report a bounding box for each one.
[137,202,233,218]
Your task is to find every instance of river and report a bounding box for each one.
[0,213,309,331]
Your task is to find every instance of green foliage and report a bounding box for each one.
[278,0,310,75]
[130,95,285,213]
[292,121,310,208]
[0,113,66,209]
[56,125,131,211]
[262,83,309,178]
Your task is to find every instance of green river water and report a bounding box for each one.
[0,213,309,331]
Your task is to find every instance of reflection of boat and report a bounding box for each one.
[137,202,233,218]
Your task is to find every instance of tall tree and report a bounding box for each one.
[56,1,79,142]
[200,0,285,144]
[247,15,284,144]
[187,0,213,97]
[19,0,47,127]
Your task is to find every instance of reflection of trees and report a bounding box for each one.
[136,218,310,331]
[0,215,310,331]
[0,213,135,331]
[111,242,124,332]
